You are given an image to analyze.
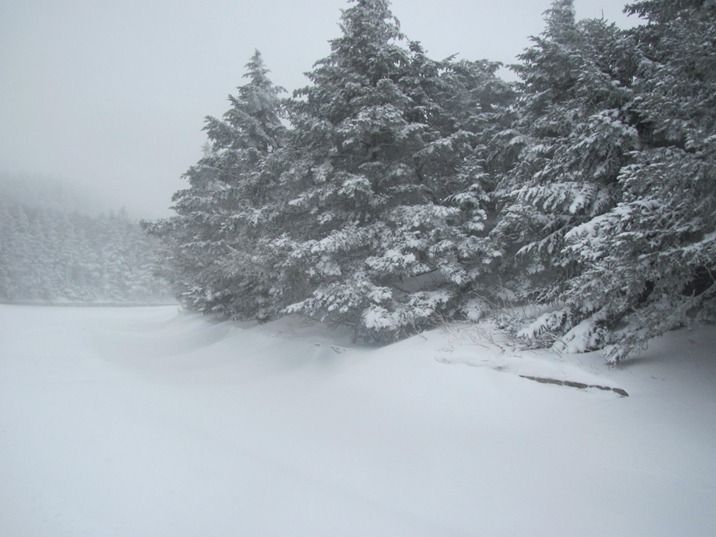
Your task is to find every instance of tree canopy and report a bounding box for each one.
[151,0,715,360]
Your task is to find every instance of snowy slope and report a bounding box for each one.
[1,305,715,536]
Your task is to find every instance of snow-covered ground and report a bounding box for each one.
[1,305,715,536]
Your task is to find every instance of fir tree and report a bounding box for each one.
[559,0,716,359]
[261,0,509,339]
[495,0,715,359]
[149,51,286,318]
[487,1,642,349]
[494,0,639,287]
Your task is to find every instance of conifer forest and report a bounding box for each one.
[3,2,716,533]
[4,0,710,361]
[146,0,716,360]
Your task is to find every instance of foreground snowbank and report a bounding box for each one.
[1,305,715,536]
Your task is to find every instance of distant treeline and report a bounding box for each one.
[0,175,171,303]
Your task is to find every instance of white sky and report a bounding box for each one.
[0,0,641,219]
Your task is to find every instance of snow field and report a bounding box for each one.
[1,305,715,536]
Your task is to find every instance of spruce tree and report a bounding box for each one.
[260,0,510,339]
[493,0,715,359]
[150,51,286,318]
[559,0,716,359]
[487,1,644,350]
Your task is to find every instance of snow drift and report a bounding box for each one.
[1,305,715,536]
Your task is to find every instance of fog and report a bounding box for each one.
[0,0,640,219]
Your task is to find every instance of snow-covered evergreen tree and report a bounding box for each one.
[145,0,714,357]
[558,0,716,359]
[257,0,510,340]
[485,1,637,348]
[493,0,715,359]
[493,0,639,294]
[149,50,287,318]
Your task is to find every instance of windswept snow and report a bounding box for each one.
[1,305,715,536]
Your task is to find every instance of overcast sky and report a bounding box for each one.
[0,0,641,219]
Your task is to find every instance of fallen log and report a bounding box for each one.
[519,375,628,397]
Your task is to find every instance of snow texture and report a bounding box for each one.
[1,305,715,536]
